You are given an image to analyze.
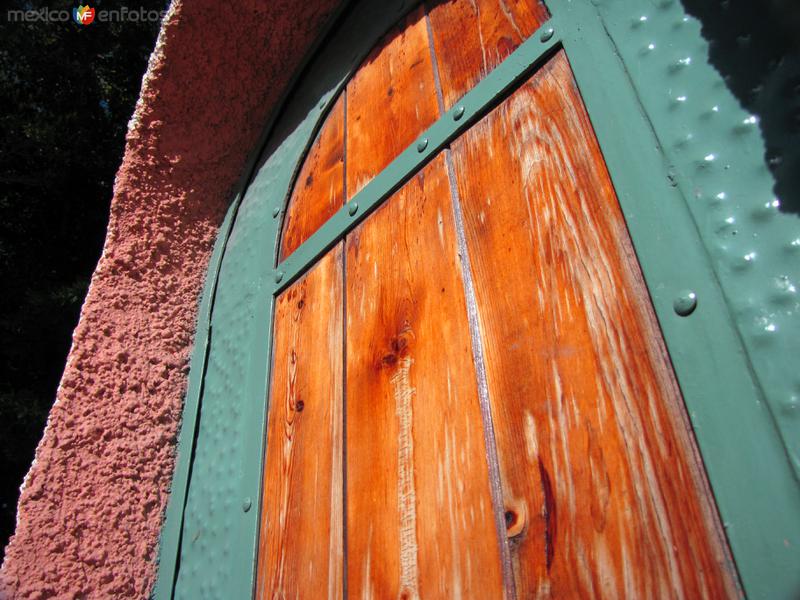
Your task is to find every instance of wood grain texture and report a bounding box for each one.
[447,51,738,599]
[426,0,549,110]
[345,156,505,599]
[345,5,440,198]
[279,94,345,260]
[256,247,344,600]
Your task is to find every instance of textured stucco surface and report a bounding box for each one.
[0,0,339,597]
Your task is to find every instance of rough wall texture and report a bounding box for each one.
[0,0,340,597]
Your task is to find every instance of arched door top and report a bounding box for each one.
[156,1,800,597]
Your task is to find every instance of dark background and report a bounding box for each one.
[0,0,798,558]
[0,0,162,551]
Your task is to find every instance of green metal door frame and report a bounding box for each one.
[156,1,800,597]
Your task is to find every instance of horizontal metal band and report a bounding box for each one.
[273,17,560,294]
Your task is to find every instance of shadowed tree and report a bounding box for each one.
[0,0,164,551]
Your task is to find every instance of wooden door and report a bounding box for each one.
[256,1,738,598]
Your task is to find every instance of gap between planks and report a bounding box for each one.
[424,7,517,599]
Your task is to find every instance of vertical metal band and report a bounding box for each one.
[546,0,800,596]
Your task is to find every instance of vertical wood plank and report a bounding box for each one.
[427,0,549,110]
[345,6,440,198]
[448,51,738,598]
[279,94,345,260]
[256,247,344,600]
[345,156,506,599]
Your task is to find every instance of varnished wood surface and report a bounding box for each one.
[427,0,548,110]
[279,0,550,253]
[279,94,345,260]
[259,2,737,597]
[345,6,441,198]
[447,50,737,598]
[345,156,506,599]
[256,248,344,600]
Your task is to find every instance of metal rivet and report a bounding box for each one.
[348,201,359,216]
[417,138,429,153]
[541,27,555,43]
[242,497,252,513]
[274,271,284,284]
[673,291,697,316]
[272,206,280,218]
[453,106,465,121]
[781,396,799,416]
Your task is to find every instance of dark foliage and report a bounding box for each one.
[681,0,800,214]
[0,0,162,551]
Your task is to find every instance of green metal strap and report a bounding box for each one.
[274,19,560,294]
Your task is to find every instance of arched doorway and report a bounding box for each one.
[252,1,737,598]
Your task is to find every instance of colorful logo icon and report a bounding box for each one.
[73,5,95,25]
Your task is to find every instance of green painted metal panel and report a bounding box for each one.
[156,0,800,597]
[544,1,800,597]
[152,191,243,599]
[591,0,800,484]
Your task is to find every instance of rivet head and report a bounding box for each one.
[242,497,252,513]
[272,206,280,218]
[348,201,359,216]
[417,138,429,153]
[274,271,284,284]
[673,291,697,316]
[781,396,799,416]
[453,105,465,121]
[541,27,555,43]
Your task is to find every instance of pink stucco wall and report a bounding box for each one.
[0,0,341,597]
